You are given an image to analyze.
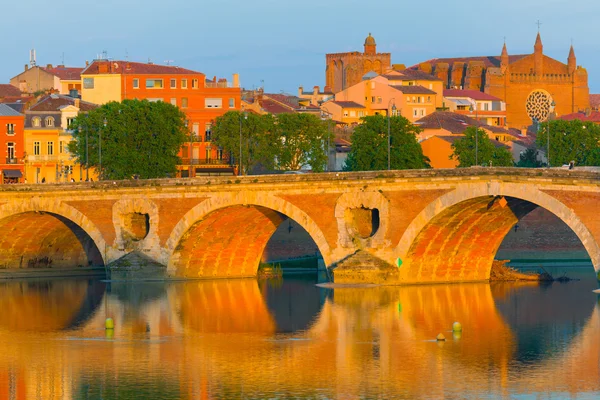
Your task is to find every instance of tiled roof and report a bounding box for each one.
[412,54,528,69]
[443,89,502,101]
[436,135,510,149]
[589,94,600,109]
[0,84,21,98]
[0,96,34,105]
[391,85,437,95]
[261,98,295,114]
[559,111,600,123]
[29,94,98,112]
[82,60,202,75]
[331,101,365,108]
[43,66,84,81]
[383,69,442,81]
[0,103,23,117]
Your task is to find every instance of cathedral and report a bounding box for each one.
[412,33,590,129]
[326,33,391,93]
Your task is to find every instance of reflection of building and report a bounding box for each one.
[412,33,590,129]
[80,60,242,177]
[0,104,25,183]
[326,33,391,93]
[24,94,98,183]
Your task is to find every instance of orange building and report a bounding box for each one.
[413,33,590,129]
[81,60,241,176]
[326,33,391,93]
[0,104,25,183]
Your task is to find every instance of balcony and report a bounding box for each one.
[27,155,58,162]
[205,81,234,89]
[180,159,230,166]
[5,158,18,164]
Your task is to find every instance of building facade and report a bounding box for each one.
[80,60,241,176]
[443,89,507,126]
[326,34,391,93]
[10,64,83,95]
[412,33,590,129]
[0,104,25,183]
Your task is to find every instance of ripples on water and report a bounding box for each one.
[0,269,598,399]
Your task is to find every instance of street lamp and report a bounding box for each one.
[469,103,479,166]
[100,117,106,179]
[79,125,89,181]
[321,108,333,172]
[239,110,247,176]
[387,99,396,170]
[548,100,556,167]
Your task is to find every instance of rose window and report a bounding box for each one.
[526,90,553,122]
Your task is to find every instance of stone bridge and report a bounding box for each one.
[1,168,600,284]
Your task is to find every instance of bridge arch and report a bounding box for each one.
[0,198,107,268]
[395,181,600,283]
[164,192,332,278]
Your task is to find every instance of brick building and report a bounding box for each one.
[326,33,391,93]
[80,60,241,176]
[412,33,590,129]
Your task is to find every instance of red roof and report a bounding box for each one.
[42,66,84,81]
[559,111,600,123]
[82,60,203,75]
[331,101,365,108]
[261,98,295,114]
[0,84,22,98]
[444,89,502,101]
[590,94,600,109]
[412,54,528,69]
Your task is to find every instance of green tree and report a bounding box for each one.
[450,126,514,167]
[516,147,545,168]
[68,99,188,180]
[536,119,600,166]
[211,111,277,174]
[274,113,333,172]
[344,115,429,171]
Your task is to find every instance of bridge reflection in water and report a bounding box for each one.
[0,276,598,399]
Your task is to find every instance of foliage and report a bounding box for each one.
[450,127,514,167]
[516,147,545,168]
[343,115,429,171]
[274,113,333,172]
[536,119,600,167]
[68,99,188,180]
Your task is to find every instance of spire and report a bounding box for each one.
[568,44,576,59]
[534,32,543,75]
[534,32,543,53]
[500,41,509,70]
[568,44,576,74]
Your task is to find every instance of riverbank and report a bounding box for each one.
[0,267,106,280]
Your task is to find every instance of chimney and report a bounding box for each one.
[520,127,527,137]
[98,61,109,74]
[74,98,80,109]
[85,60,89,67]
[46,64,53,69]
[313,86,319,95]
[324,86,332,93]
[24,64,28,71]
[298,86,303,97]
[233,73,239,88]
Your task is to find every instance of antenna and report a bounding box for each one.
[101,50,108,60]
[164,60,174,65]
[125,49,129,61]
[61,52,65,65]
[30,49,37,67]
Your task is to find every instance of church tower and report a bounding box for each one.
[364,33,376,55]
[568,45,576,74]
[534,32,544,75]
[500,42,509,72]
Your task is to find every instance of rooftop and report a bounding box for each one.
[43,66,84,81]
[0,84,22,98]
[0,103,23,117]
[29,94,98,112]
[82,60,202,75]
[411,54,528,69]
[391,85,437,95]
[590,94,600,109]
[383,69,443,81]
[444,89,502,101]
[330,101,365,109]
[559,111,600,123]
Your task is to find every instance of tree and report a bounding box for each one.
[211,111,277,174]
[274,113,332,172]
[451,126,514,167]
[68,99,188,180]
[516,147,545,168]
[536,119,600,166]
[344,115,429,171]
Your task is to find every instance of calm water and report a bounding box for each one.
[0,268,599,399]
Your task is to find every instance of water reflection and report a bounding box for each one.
[0,275,598,399]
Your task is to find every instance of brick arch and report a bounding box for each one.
[0,198,107,268]
[164,192,333,278]
[394,182,600,283]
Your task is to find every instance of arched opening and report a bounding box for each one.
[169,204,326,279]
[400,195,596,283]
[0,212,104,270]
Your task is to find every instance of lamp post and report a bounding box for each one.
[100,118,106,179]
[469,103,479,166]
[239,110,247,175]
[80,125,89,181]
[548,100,556,167]
[387,99,396,170]
[321,108,333,172]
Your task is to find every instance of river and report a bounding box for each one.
[0,267,598,399]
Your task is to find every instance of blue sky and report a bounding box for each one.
[2,0,599,94]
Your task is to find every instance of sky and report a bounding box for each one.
[2,0,600,94]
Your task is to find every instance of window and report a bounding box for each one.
[371,82,375,89]
[47,141,54,155]
[205,123,212,141]
[229,98,235,108]
[484,103,489,111]
[412,96,416,103]
[417,97,422,104]
[205,98,222,108]
[66,118,75,129]
[420,109,425,117]
[7,142,15,161]
[170,98,177,106]
[192,79,198,89]
[349,110,356,117]
[192,123,199,136]
[343,111,349,117]
[205,148,211,160]
[406,97,410,102]
[59,141,65,154]
[429,84,433,89]
[371,96,375,103]
[133,79,139,89]
[427,96,431,103]
[45,117,55,127]
[145,79,163,89]
[170,79,176,89]
[6,123,15,135]
[377,97,382,104]
[358,111,365,117]
[413,109,418,117]
[181,97,188,108]
[181,79,188,89]
[217,148,223,160]
[33,141,40,155]
[83,78,94,89]
[146,98,163,102]
[32,117,41,127]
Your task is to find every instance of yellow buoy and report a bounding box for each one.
[452,322,462,332]
[105,318,114,330]
[436,333,446,341]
